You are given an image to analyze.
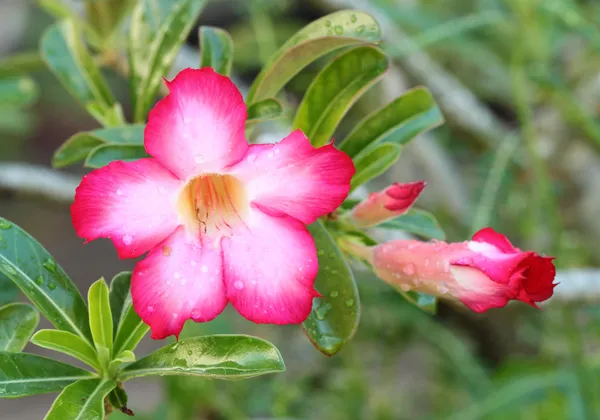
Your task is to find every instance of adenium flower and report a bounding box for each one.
[361,227,556,312]
[349,180,425,227]
[71,68,355,339]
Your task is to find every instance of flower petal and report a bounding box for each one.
[131,226,227,339]
[472,227,518,253]
[450,265,511,313]
[222,206,319,324]
[521,255,557,302]
[145,68,248,179]
[230,130,355,224]
[71,159,182,259]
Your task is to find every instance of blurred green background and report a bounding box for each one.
[1,0,600,419]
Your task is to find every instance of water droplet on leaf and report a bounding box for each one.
[334,25,344,35]
[330,290,339,298]
[345,299,354,308]
[0,220,11,230]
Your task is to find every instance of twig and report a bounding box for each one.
[0,163,78,203]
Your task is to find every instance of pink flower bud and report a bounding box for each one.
[370,228,556,312]
[349,181,425,227]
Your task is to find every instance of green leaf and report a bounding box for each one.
[84,144,149,168]
[0,77,39,108]
[85,0,137,40]
[303,221,360,356]
[88,279,113,353]
[0,218,93,344]
[45,378,116,419]
[107,350,135,376]
[107,385,128,409]
[293,46,389,147]
[199,26,233,76]
[129,0,207,122]
[0,52,46,78]
[380,209,446,240]
[0,275,18,306]
[109,272,132,339]
[350,143,402,191]
[0,352,94,397]
[0,303,39,352]
[246,98,284,126]
[37,0,103,48]
[119,335,285,381]
[30,330,101,371]
[397,289,438,314]
[247,10,382,104]
[339,87,444,158]
[52,124,145,168]
[112,305,149,357]
[40,20,117,124]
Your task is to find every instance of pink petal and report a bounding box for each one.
[222,205,319,324]
[471,227,518,253]
[145,68,248,179]
[131,226,227,339]
[450,266,511,313]
[230,130,355,224]
[71,159,182,259]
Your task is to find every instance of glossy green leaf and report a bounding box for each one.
[379,209,446,240]
[0,77,39,108]
[84,144,149,168]
[112,305,149,357]
[350,143,402,191]
[0,218,93,344]
[45,378,116,420]
[294,46,388,147]
[0,276,18,306]
[107,385,128,409]
[303,221,360,356]
[397,289,438,314]
[85,0,137,40]
[107,350,135,376]
[247,10,382,104]
[40,20,116,123]
[129,0,207,122]
[246,98,284,126]
[88,279,113,353]
[0,303,38,352]
[109,272,132,339]
[199,26,233,76]
[119,335,285,381]
[30,330,100,371]
[339,87,444,158]
[0,352,94,397]
[52,124,145,168]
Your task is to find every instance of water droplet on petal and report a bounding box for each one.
[172,312,178,318]
[201,265,208,273]
[116,189,124,196]
[191,309,201,320]
[122,235,133,245]
[233,280,244,290]
[147,306,154,313]
[403,263,416,275]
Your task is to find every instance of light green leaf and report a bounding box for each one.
[44,378,116,420]
[339,87,444,158]
[246,98,284,126]
[86,102,126,128]
[294,46,388,147]
[107,350,135,376]
[109,272,132,339]
[247,10,382,104]
[88,279,113,353]
[199,26,233,76]
[303,221,360,356]
[0,303,38,352]
[52,124,145,168]
[0,352,94,398]
[30,330,101,371]
[0,77,39,108]
[396,289,438,314]
[379,209,446,240]
[351,143,402,191]
[119,335,285,381]
[0,218,93,344]
[112,304,149,357]
[37,0,103,48]
[85,0,137,40]
[84,144,149,168]
[40,20,117,124]
[129,0,207,122]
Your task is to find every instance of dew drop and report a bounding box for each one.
[201,265,208,273]
[345,299,354,308]
[330,290,339,298]
[315,302,332,320]
[43,258,57,274]
[122,235,133,245]
[403,263,416,275]
[172,312,178,318]
[191,309,201,320]
[187,350,193,356]
[334,25,344,35]
[233,280,244,290]
[331,269,338,275]
[350,14,357,23]
[356,25,366,34]
[0,220,11,230]
[48,282,56,290]
[317,249,325,257]
[35,276,44,285]
[116,189,124,196]
[325,20,332,27]
[147,305,154,313]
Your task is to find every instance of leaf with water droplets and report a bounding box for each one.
[119,335,285,381]
[0,217,93,345]
[396,287,438,314]
[0,303,38,352]
[45,378,116,420]
[199,26,233,76]
[247,10,382,104]
[379,209,446,240]
[84,144,149,168]
[246,98,284,127]
[303,221,360,356]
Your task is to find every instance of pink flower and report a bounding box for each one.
[368,227,556,312]
[71,68,355,339]
[349,181,425,227]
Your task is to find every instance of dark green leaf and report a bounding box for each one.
[199,26,233,76]
[0,77,39,108]
[87,279,113,353]
[0,303,38,352]
[129,0,207,122]
[379,209,446,240]
[108,385,128,409]
[112,305,149,357]
[84,145,149,168]
[0,352,94,397]
[109,272,132,340]
[52,124,145,168]
[246,98,284,126]
[0,218,93,344]
[30,330,100,371]
[0,275,18,306]
[45,378,116,419]
[303,221,360,356]
[339,87,444,158]
[294,46,388,147]
[351,143,402,191]
[40,20,117,124]
[247,10,382,104]
[119,335,285,381]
